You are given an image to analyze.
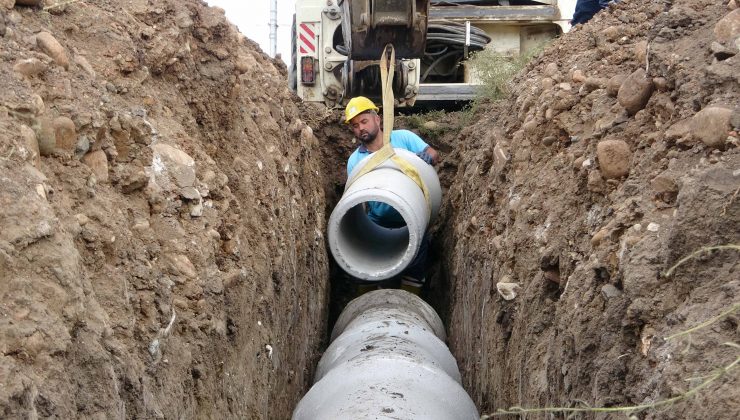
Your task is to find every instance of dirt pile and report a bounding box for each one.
[439,0,739,417]
[0,1,328,418]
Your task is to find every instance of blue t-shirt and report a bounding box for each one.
[346,130,429,227]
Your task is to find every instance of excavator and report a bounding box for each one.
[290,0,576,107]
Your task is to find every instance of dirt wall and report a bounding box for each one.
[0,1,328,418]
[439,0,739,418]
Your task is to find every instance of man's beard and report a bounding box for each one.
[359,127,378,143]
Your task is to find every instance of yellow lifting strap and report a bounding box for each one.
[345,44,432,216]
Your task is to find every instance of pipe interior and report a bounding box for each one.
[336,202,411,277]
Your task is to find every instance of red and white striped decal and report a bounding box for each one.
[298,22,317,54]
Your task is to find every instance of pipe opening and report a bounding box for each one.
[335,201,416,279]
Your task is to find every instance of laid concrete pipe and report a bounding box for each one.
[328,149,442,281]
[293,290,479,420]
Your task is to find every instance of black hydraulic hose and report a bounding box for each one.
[421,20,491,82]
[421,50,462,82]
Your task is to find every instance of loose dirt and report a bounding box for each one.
[1,1,328,418]
[2,0,739,419]
[433,0,740,417]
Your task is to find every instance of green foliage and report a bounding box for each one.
[468,45,546,102]
[403,109,454,141]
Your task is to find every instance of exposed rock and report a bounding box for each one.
[601,284,622,299]
[496,280,520,301]
[163,253,197,281]
[634,40,648,65]
[652,77,669,91]
[1,164,56,248]
[0,12,6,37]
[587,170,606,193]
[76,135,90,157]
[606,74,626,97]
[121,168,149,193]
[13,58,47,77]
[20,124,40,167]
[0,0,13,9]
[180,186,201,200]
[190,201,204,217]
[602,25,620,42]
[544,62,558,77]
[35,31,69,69]
[714,9,740,42]
[591,227,609,246]
[664,118,692,142]
[35,116,55,156]
[596,139,632,179]
[617,68,654,115]
[151,143,196,188]
[542,136,557,146]
[710,41,736,60]
[74,54,96,77]
[691,106,733,148]
[235,54,256,74]
[81,150,109,182]
[492,144,509,174]
[53,116,77,152]
[571,69,586,83]
[651,171,679,202]
[541,77,554,90]
[584,77,606,91]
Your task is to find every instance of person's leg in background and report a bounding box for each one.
[400,233,431,295]
[572,0,607,25]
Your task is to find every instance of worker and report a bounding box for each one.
[571,0,615,26]
[344,96,439,294]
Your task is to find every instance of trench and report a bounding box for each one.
[293,109,469,417]
[5,1,738,418]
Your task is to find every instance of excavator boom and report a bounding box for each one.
[342,0,430,60]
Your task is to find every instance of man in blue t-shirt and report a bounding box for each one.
[344,96,439,293]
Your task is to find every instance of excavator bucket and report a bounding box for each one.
[341,0,429,60]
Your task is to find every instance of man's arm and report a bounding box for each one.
[421,146,440,165]
[396,130,441,165]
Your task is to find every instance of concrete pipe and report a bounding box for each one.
[293,290,479,420]
[328,149,442,281]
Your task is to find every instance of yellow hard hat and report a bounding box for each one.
[344,96,379,123]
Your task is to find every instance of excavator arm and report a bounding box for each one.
[341,0,430,60]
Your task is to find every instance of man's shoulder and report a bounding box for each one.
[391,129,418,139]
[391,129,427,150]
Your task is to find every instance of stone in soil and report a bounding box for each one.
[53,116,77,152]
[151,143,196,188]
[35,31,69,69]
[35,116,56,156]
[597,139,632,179]
[714,9,740,43]
[691,106,733,148]
[617,68,654,115]
[607,74,626,97]
[14,58,47,77]
[81,150,109,183]
[20,124,40,167]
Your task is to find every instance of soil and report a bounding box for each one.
[1,1,328,419]
[432,0,740,418]
[1,0,739,419]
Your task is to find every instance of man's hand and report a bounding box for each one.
[416,150,435,165]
